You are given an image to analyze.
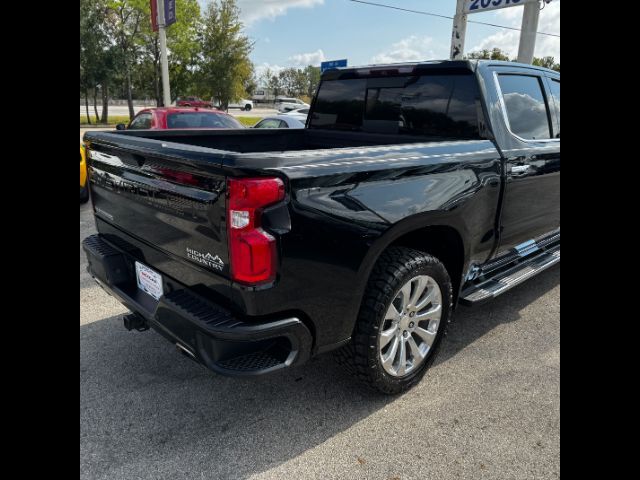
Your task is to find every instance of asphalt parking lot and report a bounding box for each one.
[80,199,559,480]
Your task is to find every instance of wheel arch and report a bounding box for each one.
[357,216,470,306]
[389,225,466,302]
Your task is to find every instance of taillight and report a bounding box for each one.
[227,177,285,285]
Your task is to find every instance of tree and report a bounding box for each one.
[243,70,258,98]
[303,65,321,99]
[533,56,560,72]
[81,0,121,124]
[258,67,281,98]
[256,65,319,101]
[466,47,560,72]
[466,47,511,61]
[167,0,202,102]
[80,0,107,124]
[137,0,202,105]
[197,0,254,109]
[103,0,149,119]
[278,68,298,96]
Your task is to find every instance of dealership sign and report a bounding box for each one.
[464,0,537,14]
[151,0,177,31]
[321,59,348,74]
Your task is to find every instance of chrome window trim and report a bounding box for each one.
[492,71,559,145]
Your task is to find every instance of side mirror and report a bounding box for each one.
[115,123,127,130]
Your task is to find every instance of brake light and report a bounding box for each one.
[227,177,285,285]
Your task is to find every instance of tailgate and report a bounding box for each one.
[85,133,230,280]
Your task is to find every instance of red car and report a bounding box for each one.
[176,96,212,108]
[116,107,244,130]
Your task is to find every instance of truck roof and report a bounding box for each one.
[321,59,558,80]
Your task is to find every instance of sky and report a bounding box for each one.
[198,0,560,78]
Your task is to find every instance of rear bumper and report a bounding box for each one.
[82,234,312,376]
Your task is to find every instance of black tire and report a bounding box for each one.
[245,104,252,111]
[80,185,89,204]
[335,247,453,394]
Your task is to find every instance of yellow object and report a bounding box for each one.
[80,144,87,188]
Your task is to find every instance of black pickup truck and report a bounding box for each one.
[82,60,559,394]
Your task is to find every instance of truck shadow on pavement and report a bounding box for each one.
[436,265,560,366]
[80,266,559,480]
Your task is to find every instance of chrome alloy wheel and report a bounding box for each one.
[378,275,442,377]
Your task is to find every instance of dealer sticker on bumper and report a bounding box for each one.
[135,262,163,300]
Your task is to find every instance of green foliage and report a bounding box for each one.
[196,0,254,108]
[259,65,321,99]
[466,48,511,61]
[465,48,560,72]
[262,67,283,98]
[303,65,321,97]
[236,116,260,127]
[80,115,130,126]
[136,0,202,103]
[532,56,560,72]
[81,0,318,120]
[80,0,114,122]
[101,0,150,118]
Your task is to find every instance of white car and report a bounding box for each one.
[276,97,309,113]
[227,98,254,111]
[252,116,305,129]
[282,107,309,123]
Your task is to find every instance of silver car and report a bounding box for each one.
[252,116,305,129]
[275,97,309,113]
[282,107,309,123]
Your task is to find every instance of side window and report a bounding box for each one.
[128,113,152,130]
[497,74,552,140]
[255,118,284,129]
[548,79,560,138]
[278,120,289,128]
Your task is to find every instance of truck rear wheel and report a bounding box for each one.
[336,247,453,394]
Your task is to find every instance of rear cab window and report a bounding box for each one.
[309,73,484,139]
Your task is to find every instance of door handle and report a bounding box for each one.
[511,165,530,174]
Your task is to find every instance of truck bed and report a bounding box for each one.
[109,127,467,153]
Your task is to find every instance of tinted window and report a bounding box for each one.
[498,74,551,140]
[298,108,309,114]
[549,79,560,138]
[310,74,482,139]
[310,79,367,131]
[167,112,242,129]
[128,113,153,130]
